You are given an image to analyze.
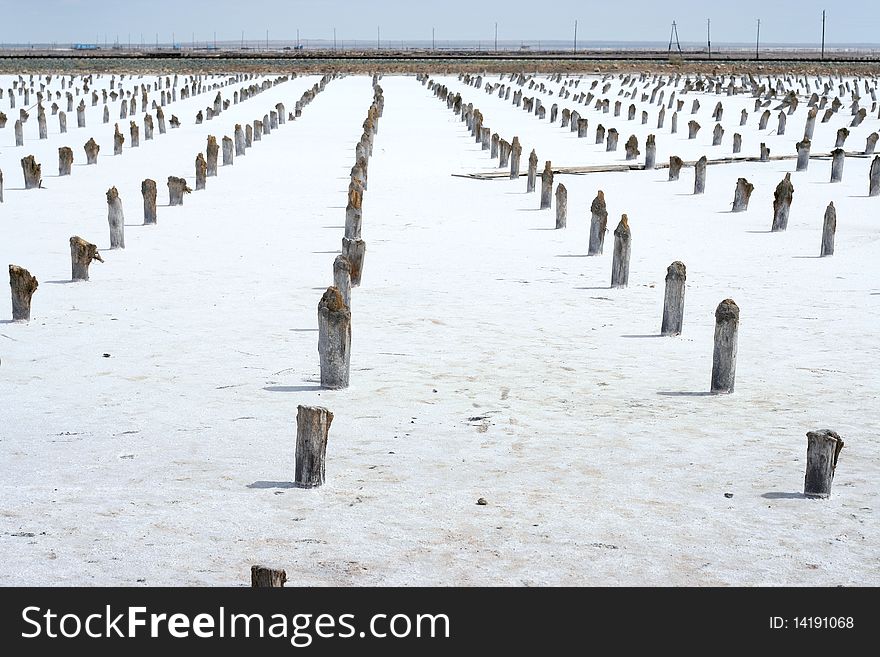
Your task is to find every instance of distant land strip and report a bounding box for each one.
[1,49,878,74]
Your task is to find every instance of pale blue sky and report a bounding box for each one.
[1,0,876,45]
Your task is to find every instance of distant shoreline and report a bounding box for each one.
[1,49,878,74]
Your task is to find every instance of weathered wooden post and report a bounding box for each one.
[540,161,553,209]
[851,108,867,127]
[693,156,707,194]
[333,255,352,308]
[732,177,754,212]
[9,265,38,321]
[606,128,619,151]
[342,238,366,287]
[114,123,125,155]
[14,119,23,146]
[510,137,522,179]
[295,405,334,488]
[102,105,109,124]
[804,430,844,499]
[59,110,67,133]
[644,134,656,170]
[251,565,287,587]
[610,215,631,288]
[129,120,139,147]
[869,156,880,197]
[58,146,73,176]
[234,124,246,156]
[156,106,166,134]
[586,191,608,256]
[670,111,678,134]
[668,156,683,181]
[710,299,739,394]
[76,100,85,128]
[222,136,233,166]
[759,110,770,130]
[345,181,363,240]
[740,108,748,126]
[106,186,125,249]
[820,202,836,257]
[730,132,741,154]
[577,118,588,138]
[712,123,724,146]
[81,137,99,164]
[776,111,787,135]
[206,136,219,176]
[830,148,845,183]
[595,124,605,144]
[498,139,510,167]
[318,287,351,390]
[771,173,794,231]
[252,120,262,141]
[142,179,157,224]
[70,236,103,281]
[687,120,700,139]
[167,176,191,206]
[796,139,811,171]
[624,135,639,161]
[195,153,207,190]
[21,155,41,189]
[555,184,567,229]
[144,114,154,140]
[37,104,47,139]
[835,127,849,148]
[760,143,770,161]
[661,261,686,336]
[527,149,538,193]
[803,106,818,140]
[865,132,879,155]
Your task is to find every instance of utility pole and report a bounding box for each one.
[667,21,682,55]
[377,25,380,50]
[333,27,337,51]
[707,19,711,58]
[821,10,826,60]
[494,22,498,51]
[574,19,578,53]
[297,29,300,49]
[432,27,435,50]
[213,31,216,50]
[241,30,244,49]
[265,28,269,51]
[755,19,760,61]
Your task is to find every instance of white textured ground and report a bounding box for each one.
[0,69,877,586]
